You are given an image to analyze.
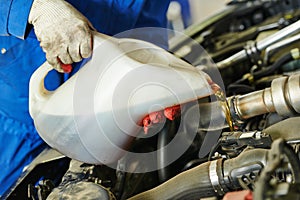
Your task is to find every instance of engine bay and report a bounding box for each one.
[4,1,300,199]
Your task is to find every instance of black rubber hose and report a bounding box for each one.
[128,149,269,200]
[157,121,175,183]
[127,162,215,200]
[264,117,300,142]
[283,142,300,183]
[253,52,293,79]
[222,148,268,190]
[254,139,300,200]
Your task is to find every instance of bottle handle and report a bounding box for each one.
[29,61,54,118]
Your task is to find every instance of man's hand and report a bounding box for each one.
[29,0,94,72]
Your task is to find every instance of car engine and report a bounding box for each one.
[4,0,300,199]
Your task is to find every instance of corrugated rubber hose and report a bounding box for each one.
[128,148,269,200]
[127,161,215,200]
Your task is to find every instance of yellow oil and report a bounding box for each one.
[210,83,234,131]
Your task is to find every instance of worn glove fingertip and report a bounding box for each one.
[48,61,64,73]
[81,43,92,58]
[46,55,62,72]
[53,65,64,73]
[80,35,93,58]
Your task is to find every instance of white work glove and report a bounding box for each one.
[28,0,94,72]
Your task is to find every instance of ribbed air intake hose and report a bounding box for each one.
[128,149,268,200]
[127,162,214,200]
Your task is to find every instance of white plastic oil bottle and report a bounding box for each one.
[29,31,213,164]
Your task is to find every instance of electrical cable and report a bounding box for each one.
[253,52,293,79]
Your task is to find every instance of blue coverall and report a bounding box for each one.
[0,0,170,195]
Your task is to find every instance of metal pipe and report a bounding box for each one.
[217,20,300,69]
[216,49,247,70]
[264,33,300,64]
[228,88,275,120]
[228,74,300,121]
[256,20,300,51]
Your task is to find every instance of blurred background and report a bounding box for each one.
[167,0,227,33]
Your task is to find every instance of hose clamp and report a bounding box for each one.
[209,159,225,196]
[245,41,263,67]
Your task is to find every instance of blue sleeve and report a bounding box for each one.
[135,0,170,28]
[0,0,34,38]
[133,0,171,49]
[0,0,12,36]
[68,0,170,48]
[68,0,146,35]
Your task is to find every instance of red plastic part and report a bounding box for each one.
[61,64,73,73]
[164,105,181,120]
[142,115,152,134]
[223,190,252,200]
[142,105,181,134]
